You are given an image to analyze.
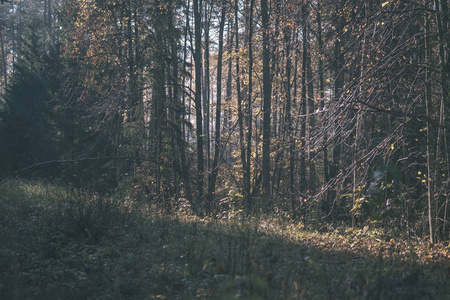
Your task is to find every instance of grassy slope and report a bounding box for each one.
[1,180,449,299]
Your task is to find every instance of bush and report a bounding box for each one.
[0,179,135,299]
[48,189,132,243]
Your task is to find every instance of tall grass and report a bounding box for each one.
[0,179,134,299]
[1,179,449,299]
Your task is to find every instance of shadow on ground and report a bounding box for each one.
[0,181,449,299]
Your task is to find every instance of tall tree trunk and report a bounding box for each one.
[291,42,300,216]
[351,0,368,228]
[235,0,246,202]
[209,0,226,208]
[425,5,435,243]
[194,0,204,208]
[283,17,294,212]
[225,16,234,163]
[169,1,192,203]
[153,5,166,198]
[0,26,7,91]
[204,1,211,197]
[245,0,255,211]
[128,0,143,176]
[300,5,308,200]
[326,11,345,218]
[304,4,315,197]
[435,0,450,240]
[261,0,271,201]
[181,0,190,141]
[270,1,280,197]
[317,5,329,208]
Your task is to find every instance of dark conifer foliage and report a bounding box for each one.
[0,27,60,175]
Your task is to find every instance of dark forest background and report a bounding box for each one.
[1,0,450,243]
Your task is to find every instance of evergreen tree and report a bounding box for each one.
[0,27,60,175]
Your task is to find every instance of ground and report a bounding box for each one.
[1,179,449,299]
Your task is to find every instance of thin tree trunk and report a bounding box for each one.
[209,0,226,208]
[317,5,329,208]
[204,2,211,196]
[181,0,190,140]
[235,0,246,201]
[351,1,368,228]
[435,0,450,241]
[0,27,7,91]
[225,16,234,163]
[169,3,192,203]
[261,0,271,202]
[326,11,345,218]
[153,4,166,198]
[300,5,308,199]
[194,0,204,208]
[425,6,435,243]
[270,1,280,197]
[245,0,254,211]
[283,20,294,212]
[291,44,299,216]
[304,3,315,197]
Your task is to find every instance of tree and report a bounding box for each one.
[261,0,271,201]
[194,0,205,207]
[245,0,255,211]
[0,27,61,175]
[209,0,227,206]
[2,0,450,240]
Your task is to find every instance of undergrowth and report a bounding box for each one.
[1,179,449,299]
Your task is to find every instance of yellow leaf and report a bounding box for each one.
[382,1,390,7]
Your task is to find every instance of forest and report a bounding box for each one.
[1,0,450,299]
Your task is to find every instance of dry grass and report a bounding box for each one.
[1,179,449,299]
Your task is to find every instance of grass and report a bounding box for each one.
[1,179,449,299]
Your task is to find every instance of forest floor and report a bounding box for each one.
[1,179,450,299]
